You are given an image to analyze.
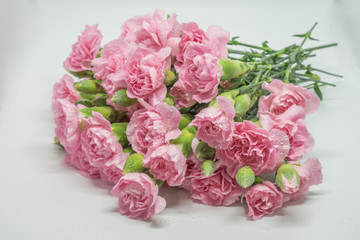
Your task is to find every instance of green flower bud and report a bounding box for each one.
[178,114,192,130]
[235,94,252,118]
[69,70,94,78]
[196,141,215,160]
[123,153,145,174]
[163,69,177,86]
[209,89,238,107]
[111,123,128,147]
[201,160,215,177]
[164,96,175,106]
[276,163,300,194]
[53,137,64,149]
[170,126,196,157]
[123,146,135,155]
[253,176,264,185]
[79,106,117,122]
[74,79,102,94]
[110,89,137,108]
[76,92,109,107]
[218,59,248,81]
[235,166,255,188]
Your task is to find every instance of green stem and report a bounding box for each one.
[311,68,343,78]
[304,43,338,52]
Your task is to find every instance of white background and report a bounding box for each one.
[0,0,359,239]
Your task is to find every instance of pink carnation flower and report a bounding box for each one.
[143,145,187,186]
[258,79,320,117]
[64,25,102,72]
[65,152,100,179]
[111,173,166,220]
[217,121,290,177]
[177,22,229,63]
[80,112,127,168]
[99,161,124,185]
[172,51,221,104]
[121,9,180,55]
[260,106,314,162]
[189,96,235,149]
[283,158,323,202]
[126,102,181,155]
[53,99,82,154]
[125,45,171,106]
[187,165,244,206]
[243,181,283,220]
[52,75,80,110]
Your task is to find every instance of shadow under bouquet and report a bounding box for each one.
[52,9,340,221]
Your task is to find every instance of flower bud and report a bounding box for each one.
[218,59,248,81]
[123,146,135,155]
[123,153,145,174]
[74,79,102,94]
[79,106,117,122]
[275,163,300,194]
[209,90,237,107]
[235,166,255,188]
[76,92,108,107]
[235,94,252,118]
[163,69,177,86]
[170,126,196,157]
[164,95,175,106]
[196,141,215,160]
[111,123,128,147]
[201,160,215,176]
[179,114,192,130]
[253,175,264,185]
[70,70,94,78]
[110,89,137,108]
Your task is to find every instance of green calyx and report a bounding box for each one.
[201,160,215,177]
[275,163,300,190]
[123,153,145,174]
[111,123,128,147]
[163,69,177,86]
[235,166,255,188]
[170,126,196,158]
[218,59,249,81]
[196,141,215,160]
[111,89,137,108]
[79,106,117,122]
[74,79,102,94]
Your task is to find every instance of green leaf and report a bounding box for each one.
[314,83,323,100]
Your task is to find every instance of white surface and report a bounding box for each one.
[1,0,359,239]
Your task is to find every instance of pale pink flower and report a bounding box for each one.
[189,96,235,149]
[52,75,80,110]
[143,145,186,186]
[53,99,81,154]
[80,112,126,168]
[258,79,320,117]
[217,121,290,177]
[187,165,244,206]
[281,174,299,194]
[121,9,180,55]
[126,102,181,155]
[65,152,100,179]
[125,45,171,105]
[260,106,314,162]
[283,158,323,202]
[173,52,221,104]
[64,25,102,72]
[111,173,166,220]
[244,181,283,220]
[176,22,229,63]
[99,161,124,185]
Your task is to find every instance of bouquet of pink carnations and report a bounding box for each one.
[52,10,340,220]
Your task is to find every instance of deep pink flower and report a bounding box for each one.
[52,75,80,110]
[187,165,244,206]
[53,99,81,154]
[244,181,283,220]
[111,173,166,220]
[126,102,181,155]
[258,79,320,117]
[64,25,102,72]
[217,121,290,177]
[64,152,100,179]
[143,145,186,186]
[121,9,180,55]
[259,106,314,162]
[283,158,323,202]
[189,96,235,149]
[80,112,127,168]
